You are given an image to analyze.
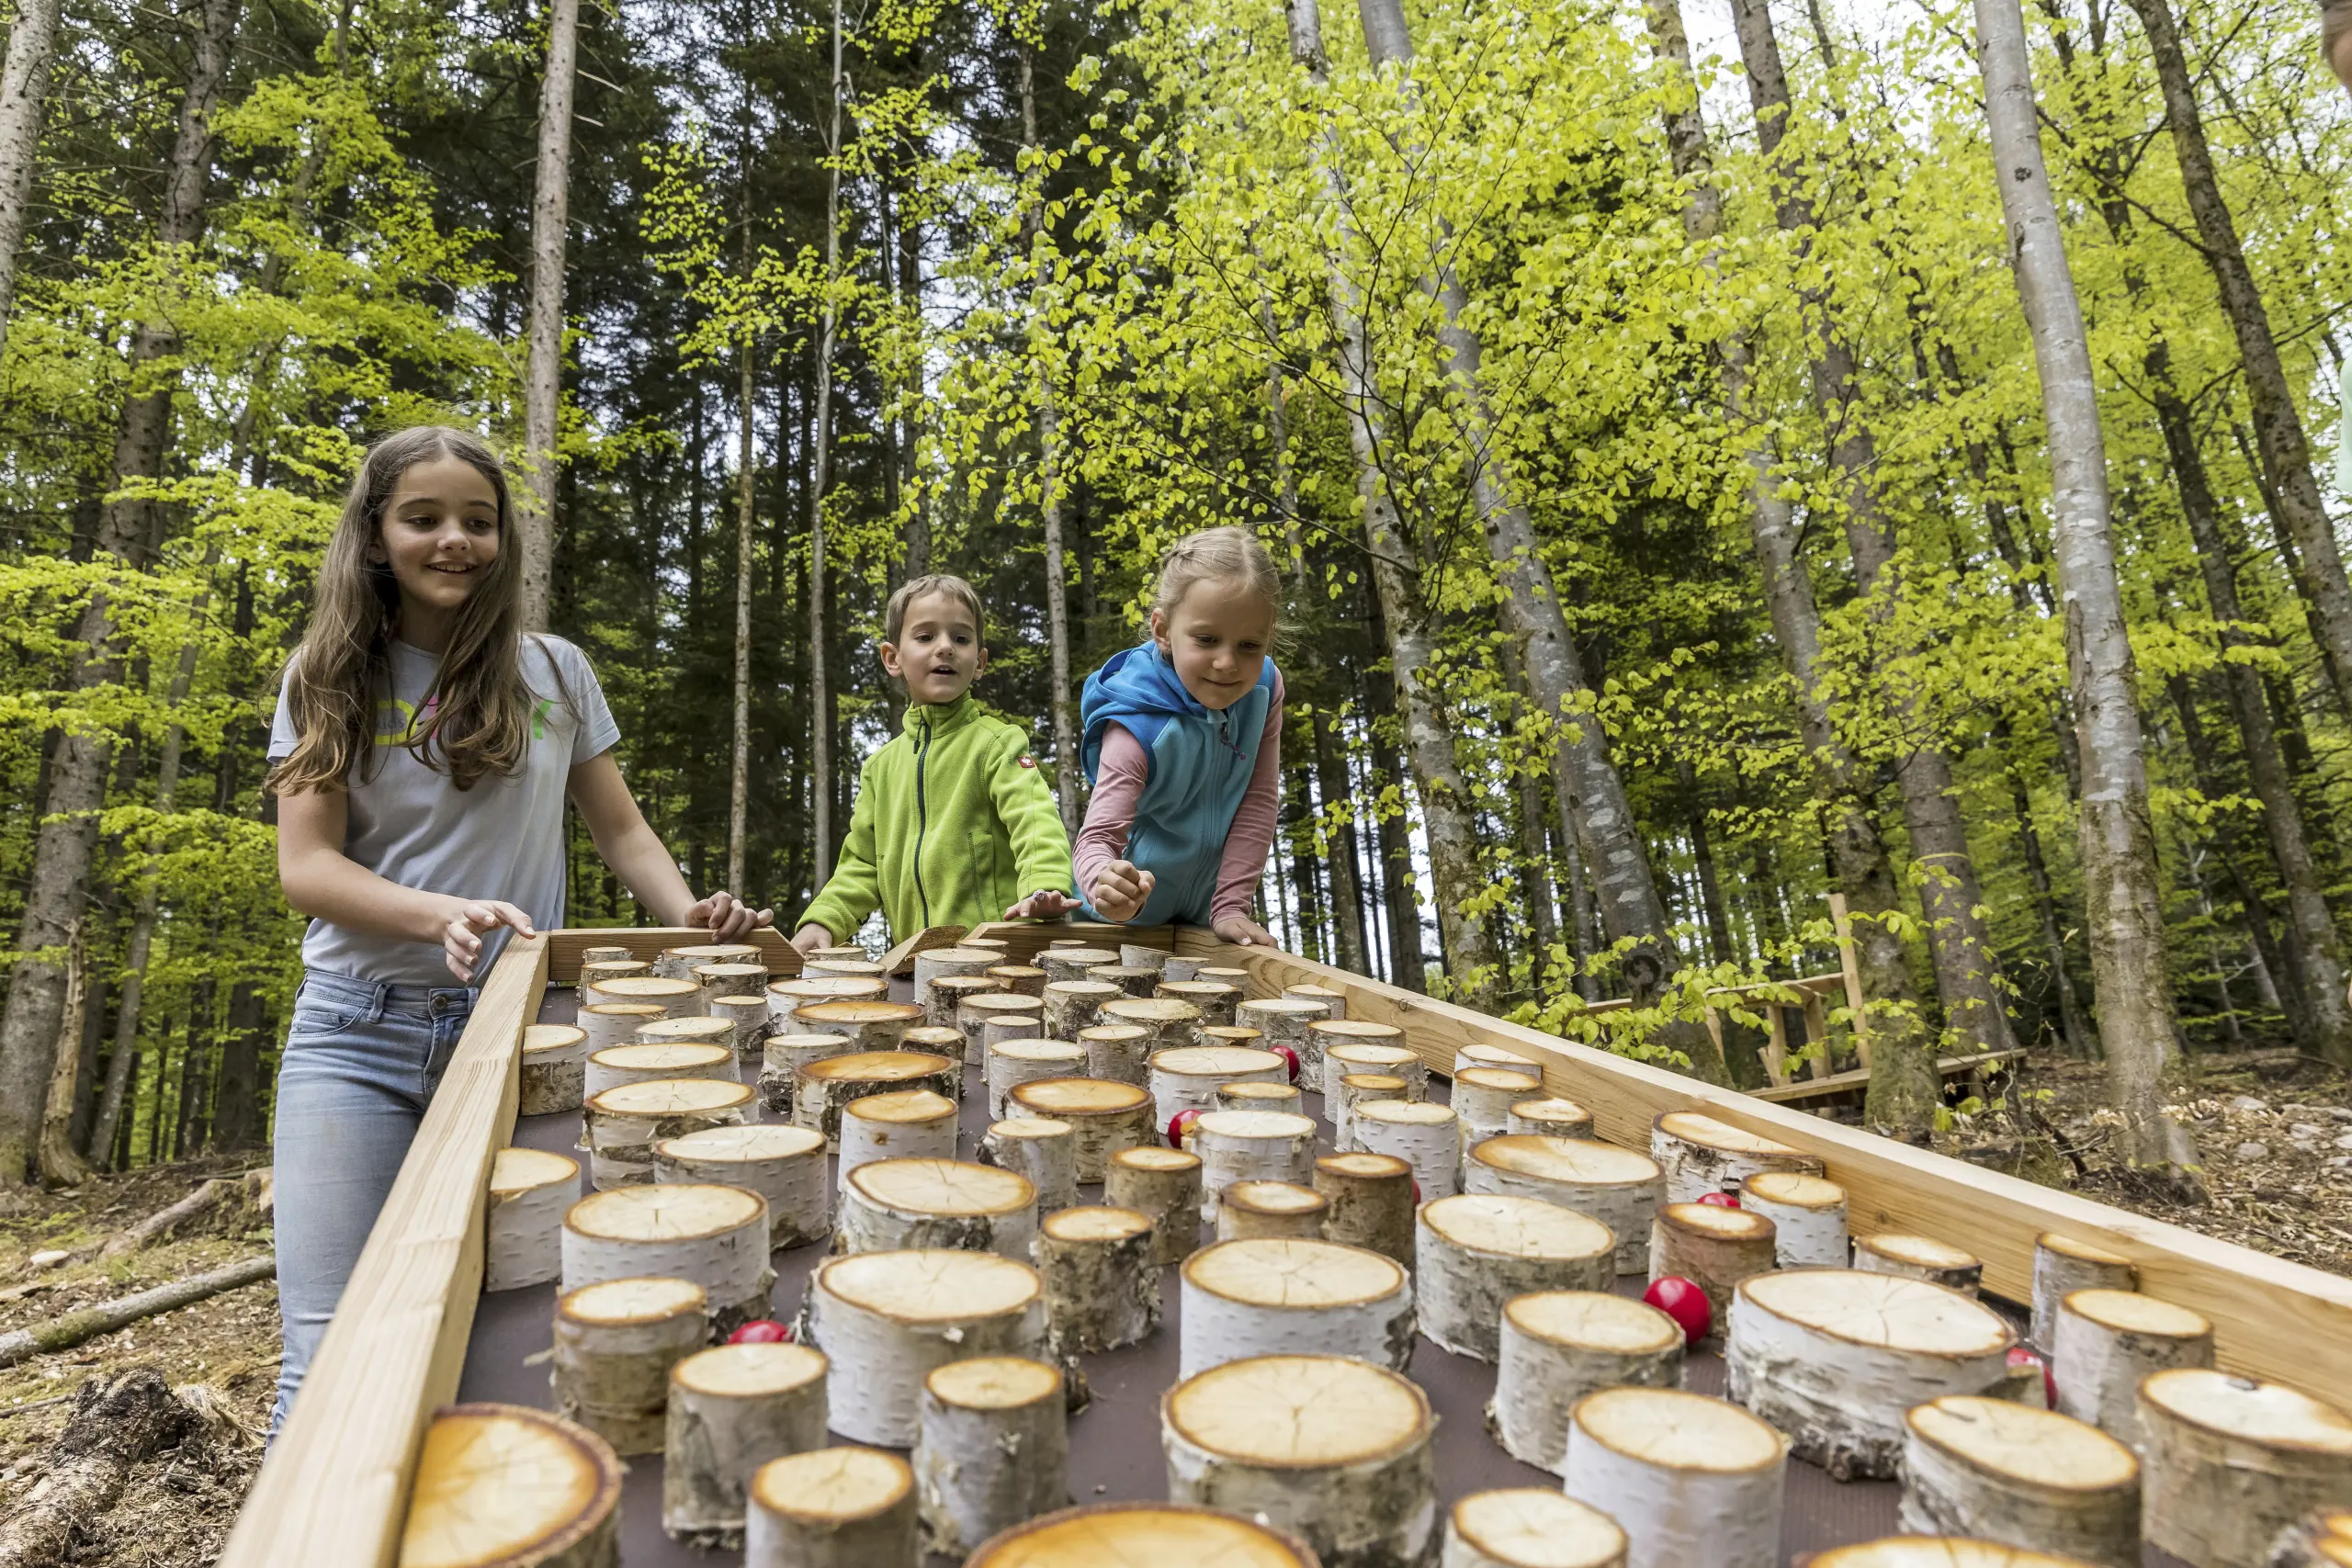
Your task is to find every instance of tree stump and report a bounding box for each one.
[1090,964,1163,998]
[915,1356,1069,1558]
[1163,1353,1436,1568]
[2270,1511,2352,1568]
[756,1032,851,1121]
[581,943,635,964]
[791,999,922,1055]
[1102,997,1206,1057]
[561,1183,772,1334]
[1806,1541,2108,1567]
[768,976,889,1025]
[925,974,1009,1031]
[1649,1202,1778,1343]
[985,964,1047,997]
[838,1089,959,1188]
[1216,1080,1304,1114]
[1216,1180,1327,1242]
[1898,1394,2140,1568]
[582,1078,752,1190]
[1508,1096,1590,1140]
[1149,1044,1288,1129]
[806,1248,1048,1446]
[1489,1290,1682,1475]
[2030,1233,2136,1350]
[553,1277,709,1454]
[1193,1110,1318,1220]
[1179,1237,1415,1377]
[1353,1099,1463,1200]
[962,992,1046,1063]
[578,1001,664,1055]
[980,1117,1078,1213]
[1334,1073,1408,1150]
[1443,1489,1625,1568]
[1724,1269,2013,1480]
[1155,979,1240,1028]
[1314,1151,1415,1266]
[655,942,761,980]
[1454,1068,1542,1146]
[1011,1077,1154,1179]
[1739,1172,1848,1269]
[653,1123,830,1250]
[400,1404,622,1568]
[1283,982,1346,1020]
[486,1146,576,1292]
[2052,1290,2215,1450]
[706,995,769,1061]
[744,1447,917,1568]
[1418,1194,1614,1361]
[692,962,769,1012]
[1855,1232,1983,1294]
[1106,1145,1203,1266]
[1037,946,1121,985]
[1455,1043,1537,1076]
[1649,1111,1821,1205]
[1466,1134,1661,1275]
[986,1038,1088,1120]
[520,1024,589,1116]
[1037,1205,1160,1352]
[1076,1023,1152,1086]
[796,1050,957,1147]
[1317,1024,1418,1101]
[1234,998,1329,1071]
[964,1502,1318,1566]
[837,1156,1039,1260]
[1120,944,1170,973]
[1563,1387,1786,1568]
[663,1341,829,1548]
[2138,1369,2352,1568]
[585,975,701,1016]
[580,960,650,993]
[1041,979,1122,1038]
[585,1040,734,1100]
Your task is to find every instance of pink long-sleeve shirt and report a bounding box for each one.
[1074,670,1284,925]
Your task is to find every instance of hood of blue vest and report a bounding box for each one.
[1080,642,1276,780]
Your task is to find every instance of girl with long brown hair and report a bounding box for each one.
[265,425,769,1434]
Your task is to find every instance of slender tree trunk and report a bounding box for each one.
[515,0,580,631]
[0,0,62,368]
[1974,0,2198,1184]
[898,187,928,581]
[807,0,843,885]
[1997,724,2096,1056]
[1555,801,1601,1002]
[1020,45,1080,836]
[1497,637,1559,990]
[1310,713,1368,972]
[729,346,755,890]
[0,0,238,1187]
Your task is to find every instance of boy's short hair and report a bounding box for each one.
[884,574,986,644]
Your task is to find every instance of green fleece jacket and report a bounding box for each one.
[799,694,1075,943]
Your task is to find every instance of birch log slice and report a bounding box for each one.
[653,1123,830,1250]
[1648,1202,1778,1341]
[1156,980,1240,1028]
[924,975,1007,1030]
[796,1050,957,1147]
[756,1033,851,1122]
[579,961,648,994]
[1201,1023,1265,1051]
[1353,1099,1463,1201]
[585,975,701,1017]
[1812,1544,2106,1568]
[1855,1233,1983,1294]
[692,963,768,1011]
[1217,1081,1304,1114]
[809,944,871,961]
[1455,1069,1543,1146]
[632,1014,740,1053]
[986,964,1047,997]
[1150,1045,1288,1128]
[836,1157,1039,1260]
[1120,944,1172,973]
[2030,1233,2136,1350]
[1217,1181,1327,1243]
[707,996,769,1059]
[791,999,922,1055]
[965,1502,1319,1567]
[586,1040,735,1101]
[2136,1367,2352,1568]
[1466,1136,1662,1276]
[1037,1205,1160,1352]
[962,993,1046,1060]
[583,1078,753,1190]
[743,1447,917,1568]
[1508,1098,1591,1140]
[551,1276,710,1455]
[1077,1024,1152,1086]
[805,1248,1048,1447]
[1195,965,1253,992]
[1284,983,1346,1021]
[915,1356,1069,1558]
[767,976,890,1023]
[1090,964,1162,998]
[578,1003,663,1055]
[987,1039,1088,1121]
[2052,1289,2214,1450]
[1489,1290,1683,1475]
[806,957,888,982]
[2272,1511,2352,1568]
[1649,1111,1822,1205]
[487,1147,578,1292]
[1334,1075,1408,1151]
[1042,980,1122,1039]
[1011,1077,1154,1179]
[901,1025,970,1102]
[1897,1395,2141,1568]
[1163,1353,1436,1568]
[838,1089,959,1188]
[655,943,761,980]
[1179,1238,1415,1377]
[1314,1152,1416,1266]
[1739,1172,1849,1269]
[1038,946,1121,985]
[398,1403,623,1568]
[520,1026,590,1116]
[1234,998,1329,1070]
[1107,1145,1203,1267]
[581,943,635,964]
[1160,955,1204,982]
[1193,1110,1318,1220]
[1317,1027,1418,1102]
[662,1342,829,1547]
[981,1117,1079,1214]
[561,1184,772,1333]
[1455,1044,1538,1076]
[1562,1387,1786,1568]
[1724,1269,2014,1480]
[1418,1195,1614,1362]
[1102,998,1206,1058]
[1442,1489,1626,1568]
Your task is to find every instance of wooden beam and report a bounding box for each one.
[219,935,549,1568]
[959,919,1172,967]
[880,924,969,976]
[1752,1049,2026,1105]
[1171,929,2352,1406]
[545,925,797,983]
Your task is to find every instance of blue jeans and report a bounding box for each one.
[269,969,474,1437]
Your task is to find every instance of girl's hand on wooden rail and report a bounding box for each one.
[1004,889,1080,919]
[687,890,774,940]
[1212,913,1274,948]
[790,922,832,954]
[442,898,537,982]
[1086,862,1155,922]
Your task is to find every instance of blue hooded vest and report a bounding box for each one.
[1078,641,1278,928]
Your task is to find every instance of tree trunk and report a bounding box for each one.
[0,0,63,369]
[899,191,929,581]
[2123,0,2352,728]
[2001,737,2095,1055]
[0,0,239,1187]
[209,982,265,1151]
[36,923,88,1186]
[808,0,842,886]
[1973,0,2198,1185]
[1020,44,1080,837]
[730,344,756,891]
[516,0,581,632]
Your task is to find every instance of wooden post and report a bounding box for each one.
[663,1342,830,1548]
[1826,892,1871,1071]
[913,1357,1069,1558]
[1178,1238,1414,1377]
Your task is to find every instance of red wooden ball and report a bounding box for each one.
[1696,1190,1741,1210]
[729,1319,791,1345]
[1644,1275,1711,1345]
[2007,1346,2055,1408]
[1272,1044,1301,1083]
[1168,1108,1204,1149]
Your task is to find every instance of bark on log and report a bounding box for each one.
[1120,946,1171,974]
[400,1403,622,1568]
[1089,965,1161,998]
[914,1357,1069,1558]
[1076,1024,1152,1086]
[1418,1194,1613,1362]
[1010,1077,1153,1180]
[1508,1098,1590,1140]
[961,994,1046,1066]
[922,975,1005,1031]
[1488,1290,1682,1475]
[578,961,649,990]
[1148,1044,1287,1129]
[692,963,768,1013]
[1179,1238,1414,1377]
[805,1249,1047,1447]
[2031,1233,2136,1350]
[1352,1099,1462,1200]
[2052,1290,2215,1450]
[756,1033,851,1122]
[790,1000,922,1055]
[579,945,634,964]
[768,976,890,1023]
[1042,980,1121,1039]
[1193,1110,1317,1221]
[1854,1232,1982,1294]
[578,1003,664,1055]
[662,1342,829,1548]
[1037,947,1120,987]
[2269,1511,2352,1568]
[985,964,1046,998]
[1216,1180,1326,1243]
[1106,1145,1202,1266]
[487,1147,577,1292]
[583,976,700,1016]
[838,1089,958,1189]
[1154,980,1239,1028]
[560,1183,772,1336]
[1216,1081,1304,1114]
[986,1040,1086,1122]
[85,1167,272,1263]
[552,1276,709,1455]
[1739,1172,1848,1269]
[744,1447,918,1568]
[1233,998,1328,1072]
[1897,1395,2140,1568]
[1314,1152,1415,1266]
[980,1117,1078,1215]
[1284,983,1346,1021]
[584,1040,734,1101]
[1101,998,1206,1057]
[1648,1202,1778,1342]
[654,1123,830,1251]
[1036,1205,1159,1353]
[0,1369,200,1568]
[1455,1068,1542,1147]
[706,996,771,1063]
[835,1157,1037,1260]
[582,1078,752,1190]
[1442,1489,1625,1568]
[1467,1135,1661,1276]
[2138,1369,2352,1568]
[0,1255,275,1370]
[520,1025,589,1116]
[1455,1043,1537,1077]
[1563,1386,1786,1568]
[1650,1111,1821,1205]
[964,1502,1317,1565]
[1316,1025,1416,1101]
[796,1051,957,1148]
[654,943,761,981]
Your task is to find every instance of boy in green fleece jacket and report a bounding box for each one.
[792,575,1079,951]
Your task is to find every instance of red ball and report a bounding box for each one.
[1697,1190,1741,1210]
[2007,1346,2055,1408]
[1272,1044,1301,1083]
[1411,1179,1422,1205]
[729,1319,791,1345]
[1168,1108,1204,1149]
[1644,1275,1712,1345]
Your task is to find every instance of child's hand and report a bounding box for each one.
[790,921,832,955]
[1213,913,1277,948]
[1087,861,1156,923]
[440,897,537,983]
[686,890,775,940]
[1004,889,1080,920]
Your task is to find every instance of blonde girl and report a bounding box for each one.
[1074,526,1284,943]
[266,426,768,1433]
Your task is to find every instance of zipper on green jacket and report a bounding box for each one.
[912,715,933,928]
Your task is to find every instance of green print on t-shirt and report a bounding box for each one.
[370,695,558,747]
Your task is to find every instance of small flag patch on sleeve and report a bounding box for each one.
[1019,755,1037,768]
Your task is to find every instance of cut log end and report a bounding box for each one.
[1446,1488,1627,1568]
[1855,1232,1984,1293]
[965,1503,1318,1566]
[2137,1368,2352,1568]
[399,1404,622,1568]
[1898,1395,2139,1568]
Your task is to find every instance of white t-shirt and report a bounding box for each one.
[269,636,621,986]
